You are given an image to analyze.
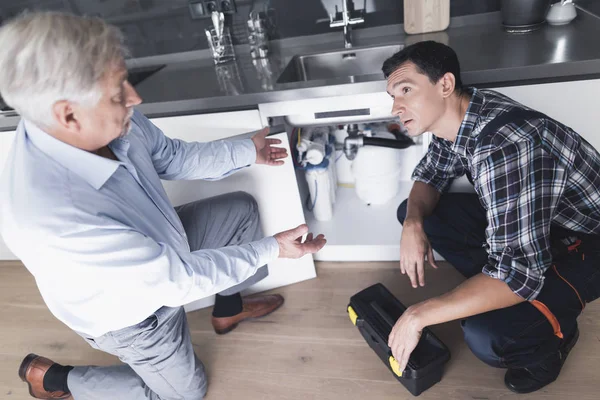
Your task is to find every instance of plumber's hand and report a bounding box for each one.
[400,219,438,288]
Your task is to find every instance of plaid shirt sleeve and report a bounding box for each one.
[412,136,468,193]
[477,128,568,300]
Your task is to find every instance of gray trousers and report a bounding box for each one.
[68,191,268,399]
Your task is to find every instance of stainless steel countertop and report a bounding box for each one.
[1,11,600,131]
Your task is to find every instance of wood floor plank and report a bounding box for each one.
[1,260,599,400]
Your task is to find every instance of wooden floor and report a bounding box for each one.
[1,260,599,400]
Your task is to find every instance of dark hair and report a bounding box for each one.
[382,40,464,95]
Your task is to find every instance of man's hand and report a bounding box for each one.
[274,224,326,259]
[251,127,288,166]
[400,219,438,288]
[388,307,423,373]
[388,274,525,373]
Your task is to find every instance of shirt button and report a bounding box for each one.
[504,246,514,255]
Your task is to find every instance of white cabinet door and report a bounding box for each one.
[149,110,316,311]
[0,130,17,260]
[491,79,600,151]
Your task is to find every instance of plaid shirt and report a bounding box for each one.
[413,88,600,300]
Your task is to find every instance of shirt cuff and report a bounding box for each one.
[232,139,257,169]
[482,259,544,301]
[411,174,449,193]
[250,236,280,267]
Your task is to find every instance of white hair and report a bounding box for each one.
[0,11,129,129]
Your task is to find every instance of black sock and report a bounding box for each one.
[212,293,243,317]
[43,364,74,393]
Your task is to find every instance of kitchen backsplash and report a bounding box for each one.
[0,0,504,59]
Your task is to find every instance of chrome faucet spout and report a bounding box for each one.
[329,0,365,48]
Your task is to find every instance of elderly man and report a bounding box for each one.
[0,11,325,400]
[386,40,600,393]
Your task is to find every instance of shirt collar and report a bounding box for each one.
[23,119,123,190]
[451,87,484,158]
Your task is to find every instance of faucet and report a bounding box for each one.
[329,0,365,49]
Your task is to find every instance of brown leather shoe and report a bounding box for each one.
[18,354,72,399]
[212,294,284,334]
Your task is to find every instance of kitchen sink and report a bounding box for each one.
[276,44,403,84]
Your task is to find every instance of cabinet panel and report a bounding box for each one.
[149,112,316,311]
[492,79,600,150]
[301,80,600,261]
[0,130,17,260]
[149,110,264,142]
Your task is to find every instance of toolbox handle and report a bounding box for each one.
[370,301,397,328]
[369,301,409,377]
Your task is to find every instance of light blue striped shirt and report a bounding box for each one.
[0,110,279,337]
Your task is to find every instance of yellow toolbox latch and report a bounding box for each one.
[347,306,358,325]
[389,356,403,377]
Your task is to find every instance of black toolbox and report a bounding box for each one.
[347,283,451,396]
